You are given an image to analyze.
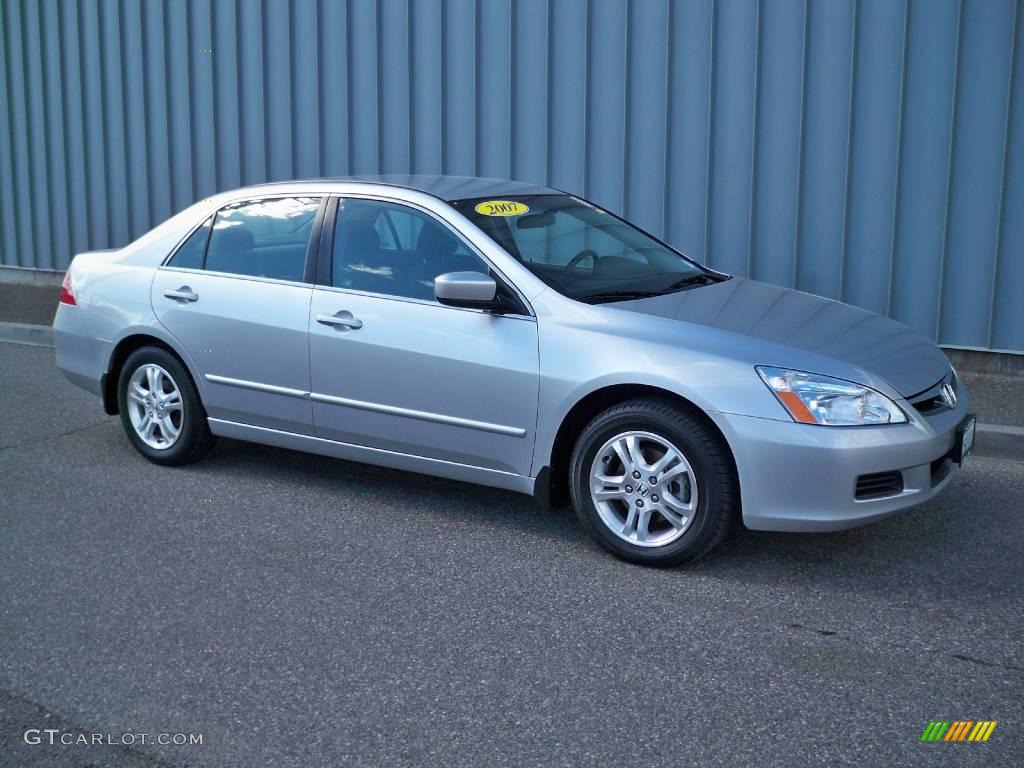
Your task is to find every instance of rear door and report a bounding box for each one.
[152,196,323,435]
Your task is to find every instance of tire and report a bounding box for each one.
[117,346,216,466]
[569,398,738,567]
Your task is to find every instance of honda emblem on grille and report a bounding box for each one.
[941,382,957,408]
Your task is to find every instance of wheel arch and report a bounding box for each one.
[536,383,739,510]
[101,331,201,415]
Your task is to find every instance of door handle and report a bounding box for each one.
[316,311,363,330]
[164,287,199,302]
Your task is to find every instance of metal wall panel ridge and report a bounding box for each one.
[0,0,1020,351]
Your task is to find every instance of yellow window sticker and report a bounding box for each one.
[474,200,530,216]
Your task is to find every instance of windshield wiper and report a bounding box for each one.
[663,273,724,292]
[577,289,665,304]
[578,274,726,303]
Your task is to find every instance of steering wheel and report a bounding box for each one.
[562,249,598,274]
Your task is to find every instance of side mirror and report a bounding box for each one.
[434,271,498,308]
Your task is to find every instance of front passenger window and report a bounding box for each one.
[332,199,489,301]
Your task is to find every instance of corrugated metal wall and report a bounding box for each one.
[1,0,1021,352]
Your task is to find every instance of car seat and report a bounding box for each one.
[205,226,256,276]
[408,222,483,300]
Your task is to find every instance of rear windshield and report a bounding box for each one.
[451,194,724,303]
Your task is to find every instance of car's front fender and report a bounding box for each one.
[531,313,790,477]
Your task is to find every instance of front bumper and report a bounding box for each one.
[716,391,972,532]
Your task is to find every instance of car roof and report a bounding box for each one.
[231,175,561,202]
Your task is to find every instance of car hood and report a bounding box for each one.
[612,277,949,397]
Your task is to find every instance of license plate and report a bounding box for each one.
[956,415,976,464]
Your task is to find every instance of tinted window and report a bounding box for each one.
[168,217,212,269]
[205,197,320,282]
[332,199,487,301]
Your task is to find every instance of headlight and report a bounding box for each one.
[756,366,907,426]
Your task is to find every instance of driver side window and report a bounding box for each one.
[332,199,489,302]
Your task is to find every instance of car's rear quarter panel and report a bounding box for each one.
[54,256,203,402]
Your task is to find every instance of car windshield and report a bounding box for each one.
[451,194,726,302]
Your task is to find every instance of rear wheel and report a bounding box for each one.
[117,346,216,465]
[569,398,737,566]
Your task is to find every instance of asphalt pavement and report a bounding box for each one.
[1,341,1022,767]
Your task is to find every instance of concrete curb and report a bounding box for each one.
[943,347,1024,377]
[0,265,64,286]
[1,322,1021,462]
[974,424,1024,463]
[0,321,54,347]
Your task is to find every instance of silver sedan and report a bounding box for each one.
[54,176,974,566]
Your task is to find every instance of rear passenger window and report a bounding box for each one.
[168,217,212,269]
[205,197,320,282]
[332,199,487,301]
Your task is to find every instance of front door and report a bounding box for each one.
[308,196,539,476]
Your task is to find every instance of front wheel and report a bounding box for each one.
[117,346,216,466]
[569,398,738,566]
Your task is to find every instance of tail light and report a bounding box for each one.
[59,271,77,305]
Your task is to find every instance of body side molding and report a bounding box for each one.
[204,374,527,437]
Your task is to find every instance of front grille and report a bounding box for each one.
[908,370,957,416]
[855,471,904,500]
[913,393,949,415]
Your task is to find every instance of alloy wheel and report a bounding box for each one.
[588,430,699,547]
[126,363,183,450]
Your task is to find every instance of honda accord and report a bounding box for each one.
[54,176,975,565]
